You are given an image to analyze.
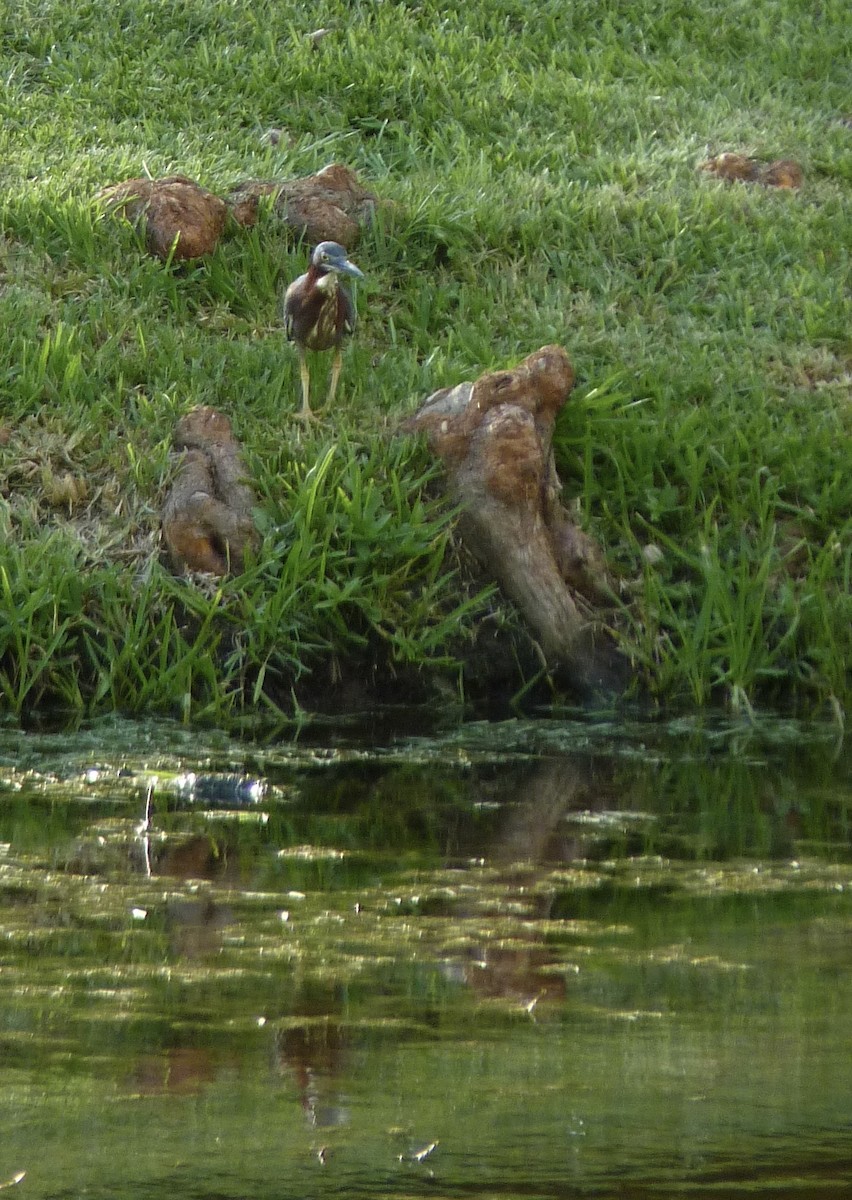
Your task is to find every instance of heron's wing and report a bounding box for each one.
[340,285,357,336]
[282,278,301,341]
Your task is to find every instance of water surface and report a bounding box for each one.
[0,713,849,1198]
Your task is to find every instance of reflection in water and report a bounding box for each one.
[0,716,848,1198]
[490,755,603,866]
[153,833,244,886]
[444,943,569,1011]
[442,758,596,1009]
[164,894,233,960]
[274,1020,350,1130]
[129,1045,220,1098]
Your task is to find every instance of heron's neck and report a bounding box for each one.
[308,264,339,294]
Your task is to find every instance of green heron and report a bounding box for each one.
[283,241,364,421]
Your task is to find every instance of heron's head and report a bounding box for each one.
[311,241,364,280]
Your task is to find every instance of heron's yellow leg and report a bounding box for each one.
[296,349,316,422]
[326,348,343,407]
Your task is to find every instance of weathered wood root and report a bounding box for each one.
[162,407,258,575]
[403,345,633,698]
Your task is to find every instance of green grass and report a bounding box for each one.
[0,0,850,722]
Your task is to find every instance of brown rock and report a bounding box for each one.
[699,152,803,188]
[225,180,283,229]
[403,347,626,697]
[227,162,380,247]
[699,152,762,182]
[280,191,360,248]
[760,159,804,189]
[162,407,258,575]
[98,175,228,260]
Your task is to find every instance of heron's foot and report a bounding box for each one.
[294,404,319,424]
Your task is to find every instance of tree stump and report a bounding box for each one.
[162,408,258,575]
[403,346,632,698]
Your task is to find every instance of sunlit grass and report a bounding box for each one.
[0,0,849,720]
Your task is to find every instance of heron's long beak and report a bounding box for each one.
[333,258,364,280]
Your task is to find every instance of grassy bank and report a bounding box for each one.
[1,0,850,723]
